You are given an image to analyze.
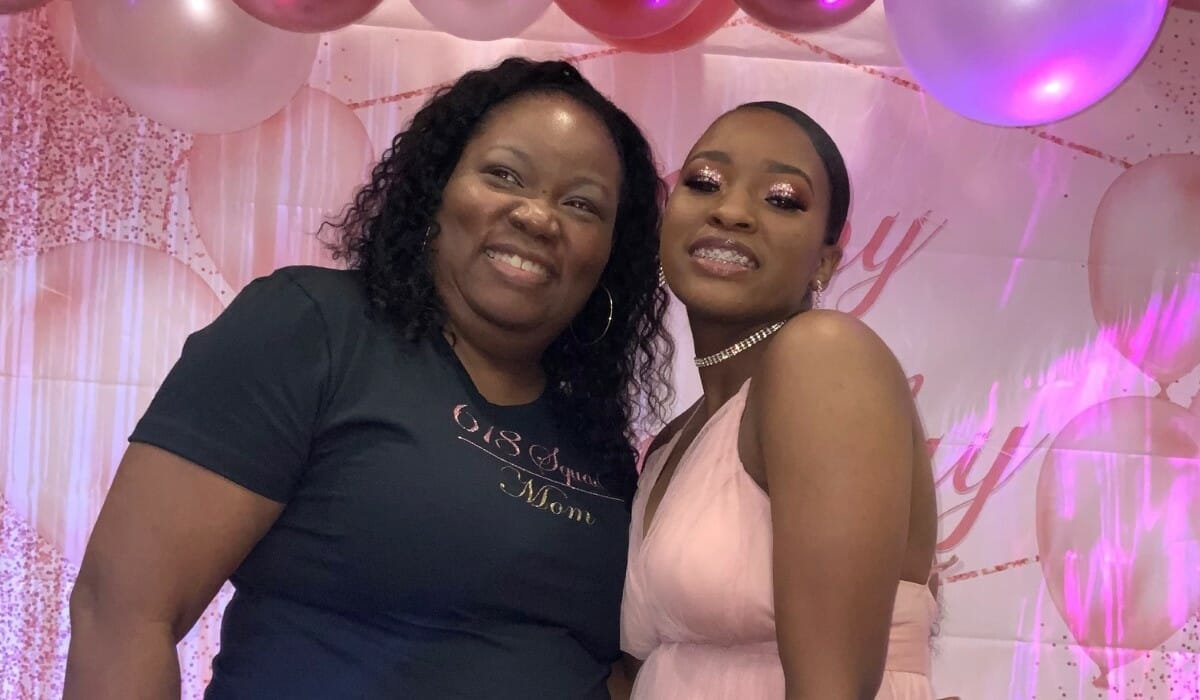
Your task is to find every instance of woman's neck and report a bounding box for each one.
[688,314,780,414]
[441,323,546,405]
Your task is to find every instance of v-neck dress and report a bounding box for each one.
[620,380,937,699]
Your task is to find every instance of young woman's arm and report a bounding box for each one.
[753,311,914,700]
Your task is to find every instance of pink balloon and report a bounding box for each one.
[44,0,113,100]
[0,0,49,15]
[883,0,1168,126]
[0,241,223,563]
[1036,396,1200,684]
[411,0,552,41]
[1089,155,1200,388]
[71,0,318,134]
[233,0,383,33]
[555,0,704,40]
[736,0,874,31]
[187,87,371,293]
[594,0,737,53]
[1174,0,1200,11]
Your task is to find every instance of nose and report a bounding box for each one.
[707,189,757,232]
[508,198,560,240]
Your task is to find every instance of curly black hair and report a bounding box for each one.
[327,57,673,501]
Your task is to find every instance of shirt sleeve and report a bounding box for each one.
[129,268,331,503]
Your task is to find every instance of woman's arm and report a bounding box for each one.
[606,654,642,699]
[64,445,284,699]
[64,270,331,698]
[753,311,914,700]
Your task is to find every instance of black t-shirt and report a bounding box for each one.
[130,266,631,699]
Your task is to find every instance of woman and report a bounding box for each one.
[65,57,672,699]
[620,102,938,699]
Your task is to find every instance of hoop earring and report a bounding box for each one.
[571,285,614,345]
[421,225,434,252]
[811,279,825,310]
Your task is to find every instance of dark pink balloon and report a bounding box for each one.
[594,0,737,53]
[736,0,874,31]
[1036,396,1200,685]
[233,0,383,33]
[0,0,49,15]
[555,0,704,40]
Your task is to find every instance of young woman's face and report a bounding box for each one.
[661,108,840,325]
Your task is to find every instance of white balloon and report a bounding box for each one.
[411,0,553,41]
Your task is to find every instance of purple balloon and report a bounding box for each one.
[884,0,1169,126]
[233,0,384,33]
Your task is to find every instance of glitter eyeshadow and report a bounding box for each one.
[696,165,722,185]
[767,182,797,200]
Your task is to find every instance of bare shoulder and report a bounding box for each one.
[749,310,920,696]
[756,310,906,391]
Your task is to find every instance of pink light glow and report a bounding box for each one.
[1009,60,1090,118]
[1037,77,1070,99]
[1037,395,1200,687]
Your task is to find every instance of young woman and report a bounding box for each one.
[621,102,938,700]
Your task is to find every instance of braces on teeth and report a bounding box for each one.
[695,248,753,266]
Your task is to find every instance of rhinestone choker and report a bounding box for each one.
[694,321,787,368]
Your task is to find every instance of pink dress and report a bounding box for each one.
[621,381,937,699]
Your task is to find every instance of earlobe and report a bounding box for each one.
[822,244,843,273]
[805,245,842,311]
[816,244,843,285]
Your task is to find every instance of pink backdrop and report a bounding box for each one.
[2,2,1199,698]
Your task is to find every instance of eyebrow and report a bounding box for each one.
[567,175,614,198]
[689,149,816,193]
[492,145,614,198]
[690,150,731,164]
[764,160,815,193]
[494,145,533,166]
